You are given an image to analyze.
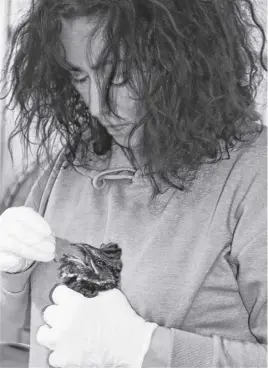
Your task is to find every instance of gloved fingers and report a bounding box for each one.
[48,344,84,368]
[49,350,74,368]
[0,206,53,238]
[48,351,62,368]
[43,305,61,328]
[0,206,56,263]
[0,235,55,262]
[0,253,25,272]
[97,288,125,302]
[36,325,58,351]
[1,218,55,248]
[51,284,84,306]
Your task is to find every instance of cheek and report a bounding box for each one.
[114,88,143,121]
[74,84,90,107]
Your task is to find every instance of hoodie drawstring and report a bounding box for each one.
[92,168,136,189]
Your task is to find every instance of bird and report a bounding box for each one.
[57,242,123,298]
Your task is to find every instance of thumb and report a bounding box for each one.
[0,253,33,273]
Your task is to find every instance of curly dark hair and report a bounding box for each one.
[2,0,267,199]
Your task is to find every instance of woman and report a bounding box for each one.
[0,0,267,367]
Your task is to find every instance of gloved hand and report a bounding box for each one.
[0,206,56,273]
[37,285,158,368]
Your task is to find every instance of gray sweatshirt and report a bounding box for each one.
[0,124,267,367]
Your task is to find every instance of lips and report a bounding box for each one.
[105,124,128,133]
[107,124,127,129]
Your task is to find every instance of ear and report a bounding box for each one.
[100,242,122,260]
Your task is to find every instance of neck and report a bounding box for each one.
[116,142,146,171]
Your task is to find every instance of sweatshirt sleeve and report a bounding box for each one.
[142,227,267,367]
[0,150,64,343]
[0,263,37,343]
[143,132,267,367]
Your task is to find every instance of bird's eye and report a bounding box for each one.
[96,259,107,267]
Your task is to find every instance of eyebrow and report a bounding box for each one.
[66,57,120,74]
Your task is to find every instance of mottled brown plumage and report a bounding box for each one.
[57,242,122,298]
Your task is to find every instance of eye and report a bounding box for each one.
[112,75,129,87]
[71,75,89,84]
[101,62,129,87]
[112,66,129,87]
[96,259,107,267]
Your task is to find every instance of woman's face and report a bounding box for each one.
[60,17,144,148]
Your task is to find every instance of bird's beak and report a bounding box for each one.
[54,253,59,263]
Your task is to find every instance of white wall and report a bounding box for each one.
[253,0,267,123]
[0,0,11,199]
[0,0,34,200]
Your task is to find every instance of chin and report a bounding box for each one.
[113,137,129,147]
[113,134,141,150]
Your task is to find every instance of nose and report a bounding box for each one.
[77,77,106,118]
[88,78,103,118]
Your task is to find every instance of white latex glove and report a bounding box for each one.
[0,206,56,273]
[37,285,158,368]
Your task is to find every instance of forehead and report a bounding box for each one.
[60,17,105,69]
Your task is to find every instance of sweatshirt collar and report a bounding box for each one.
[73,134,144,189]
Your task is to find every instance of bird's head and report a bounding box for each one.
[57,242,122,297]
